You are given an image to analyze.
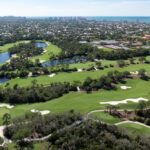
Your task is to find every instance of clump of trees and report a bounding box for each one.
[0,81,76,104]
[8,42,43,57]
[138,68,148,80]
[49,119,150,150]
[0,57,40,72]
[4,111,82,141]
[135,101,150,125]
[81,70,130,92]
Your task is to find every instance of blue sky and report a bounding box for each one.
[0,0,150,16]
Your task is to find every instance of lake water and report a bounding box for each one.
[0,78,10,84]
[35,42,47,48]
[42,58,86,67]
[0,52,10,64]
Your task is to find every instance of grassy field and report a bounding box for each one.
[31,41,61,62]
[1,78,150,125]
[118,122,150,135]
[89,111,121,124]
[0,41,30,53]
[100,47,113,52]
[3,63,150,88]
[69,60,117,69]
[7,141,49,150]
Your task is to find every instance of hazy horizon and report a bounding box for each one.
[0,0,150,17]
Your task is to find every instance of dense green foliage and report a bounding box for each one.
[49,120,150,150]
[51,39,150,61]
[0,82,76,104]
[4,111,82,140]
[8,42,43,57]
[0,57,40,72]
[82,70,130,92]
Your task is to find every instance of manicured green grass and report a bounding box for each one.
[31,41,61,62]
[0,41,30,53]
[7,141,49,150]
[100,47,113,52]
[69,60,117,69]
[118,123,150,135]
[89,112,121,124]
[1,78,150,125]
[7,143,17,150]
[33,142,50,150]
[3,63,150,88]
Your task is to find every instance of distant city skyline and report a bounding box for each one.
[0,0,150,17]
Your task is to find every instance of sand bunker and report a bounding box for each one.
[0,104,14,109]
[46,42,49,46]
[94,67,98,71]
[130,71,139,75]
[40,60,46,63]
[100,97,148,105]
[6,59,10,63]
[0,126,5,138]
[42,49,47,54]
[120,86,132,90]
[11,54,17,58]
[31,109,50,115]
[77,86,81,92]
[28,72,33,77]
[48,73,56,78]
[78,69,83,72]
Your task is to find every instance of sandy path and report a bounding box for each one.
[115,120,150,128]
[0,104,14,109]
[48,73,56,78]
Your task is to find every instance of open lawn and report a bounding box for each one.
[100,47,113,52]
[7,141,49,150]
[31,41,61,62]
[0,41,30,53]
[69,60,117,69]
[1,78,150,125]
[118,122,150,135]
[89,112,121,124]
[3,63,150,88]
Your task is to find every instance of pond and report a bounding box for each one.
[35,42,47,48]
[0,52,10,64]
[42,58,87,67]
[0,78,10,84]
